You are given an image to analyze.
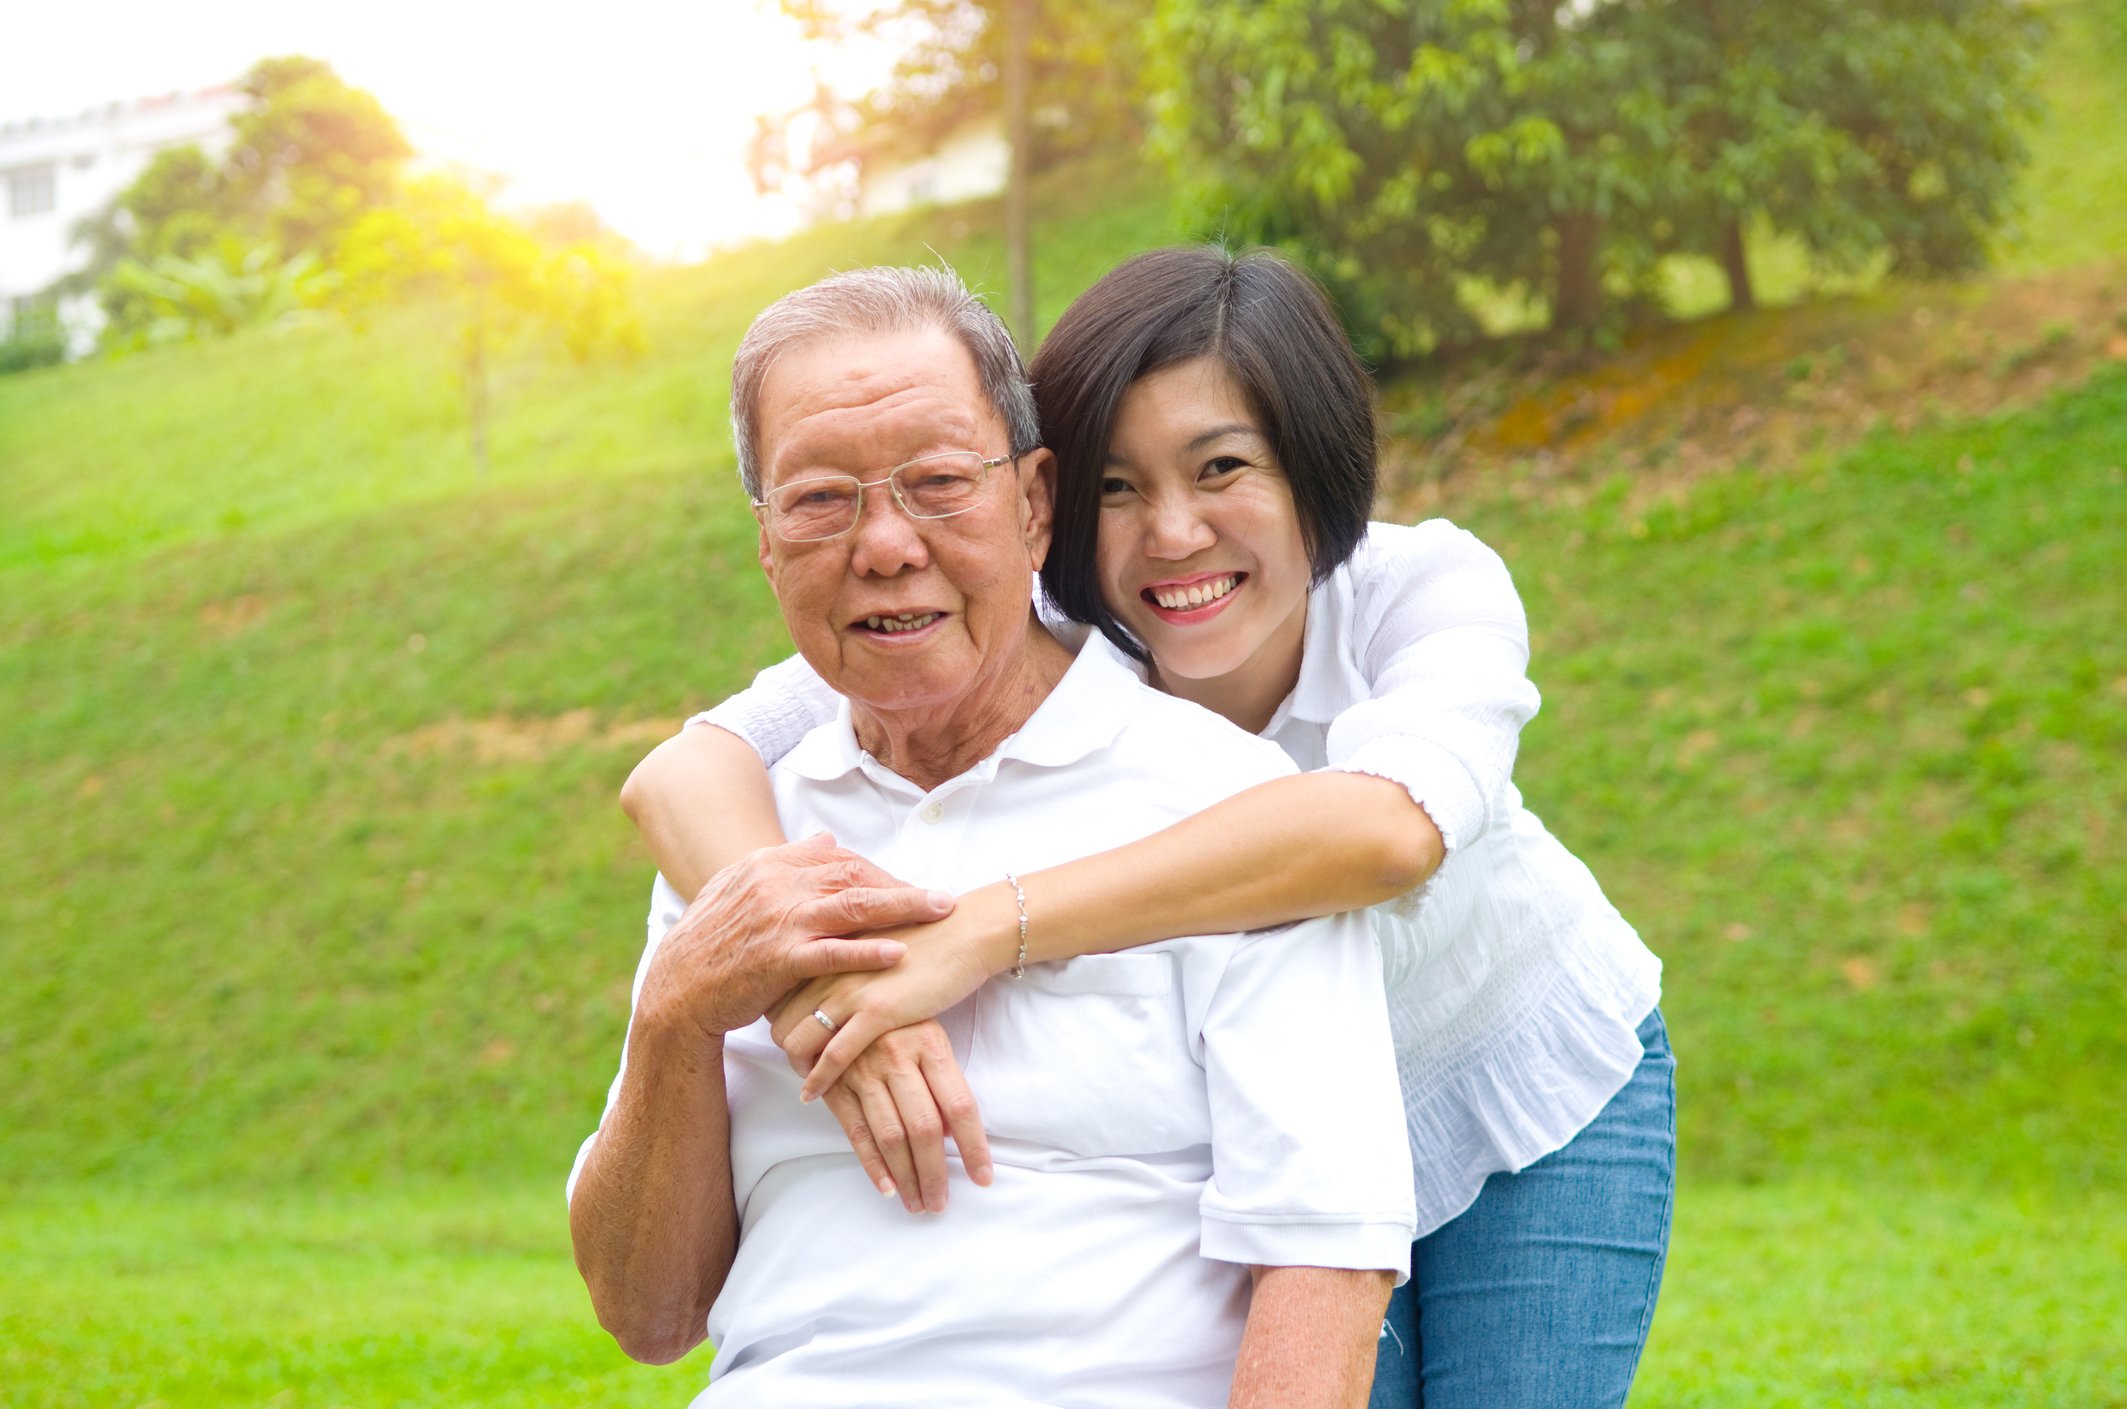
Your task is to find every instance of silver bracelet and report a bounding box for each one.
[1003,872,1030,979]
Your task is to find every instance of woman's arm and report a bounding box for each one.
[622,649,845,897]
[622,725,788,899]
[1023,770,1437,956]
[772,768,1443,1098]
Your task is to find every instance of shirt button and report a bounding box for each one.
[921,801,944,823]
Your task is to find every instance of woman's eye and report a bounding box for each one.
[1099,477,1133,496]
[1202,456,1247,479]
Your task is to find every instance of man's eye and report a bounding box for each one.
[780,483,854,512]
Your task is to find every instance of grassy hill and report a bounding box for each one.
[2,5,2124,1404]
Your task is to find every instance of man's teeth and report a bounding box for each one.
[864,612,940,633]
[1150,575,1240,611]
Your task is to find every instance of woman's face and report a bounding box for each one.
[1096,357,1313,721]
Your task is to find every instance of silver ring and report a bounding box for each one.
[811,1009,837,1034]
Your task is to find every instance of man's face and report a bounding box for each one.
[753,325,1054,721]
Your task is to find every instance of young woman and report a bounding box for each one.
[626,247,1673,1408]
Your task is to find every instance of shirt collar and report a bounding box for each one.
[779,628,1142,785]
[1266,558,1361,731]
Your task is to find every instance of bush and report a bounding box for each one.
[0,326,67,376]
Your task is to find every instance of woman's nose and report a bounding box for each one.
[1144,494,1216,560]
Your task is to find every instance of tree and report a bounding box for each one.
[72,55,411,346]
[218,55,412,257]
[1148,0,1599,355]
[1148,0,2046,355]
[1640,0,2045,313]
[63,144,236,335]
[775,0,1149,348]
[333,176,643,478]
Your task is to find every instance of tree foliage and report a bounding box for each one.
[73,55,410,346]
[767,1,1144,345]
[1149,0,2046,357]
[106,246,328,346]
[777,0,1146,169]
[219,55,413,256]
[334,176,643,477]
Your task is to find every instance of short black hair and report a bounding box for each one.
[1031,246,1376,661]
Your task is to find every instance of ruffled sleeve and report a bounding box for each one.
[1322,521,1540,859]
[688,652,841,767]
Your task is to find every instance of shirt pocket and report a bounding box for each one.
[967,951,1209,1160]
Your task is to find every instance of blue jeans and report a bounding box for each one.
[1368,1009,1676,1409]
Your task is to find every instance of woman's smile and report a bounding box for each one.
[1141,570,1248,621]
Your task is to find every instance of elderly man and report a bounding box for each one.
[568,267,1414,1407]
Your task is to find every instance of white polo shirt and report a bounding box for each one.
[580,630,1414,1409]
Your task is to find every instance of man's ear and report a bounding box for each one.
[1018,447,1057,572]
[756,511,777,586]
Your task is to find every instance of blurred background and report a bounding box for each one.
[2,1,2121,1404]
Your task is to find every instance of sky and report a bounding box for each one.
[0,0,899,259]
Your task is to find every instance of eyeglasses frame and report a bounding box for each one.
[752,451,1020,543]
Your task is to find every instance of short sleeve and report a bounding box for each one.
[689,653,841,767]
[1323,522,1540,858]
[1192,912,1415,1281]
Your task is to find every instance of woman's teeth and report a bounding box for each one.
[1149,575,1240,611]
[865,612,939,633]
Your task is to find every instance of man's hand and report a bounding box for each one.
[638,833,949,1041]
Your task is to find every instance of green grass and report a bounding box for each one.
[1637,1180,2127,1407]
[3,1179,2117,1408]
[1463,367,2127,1196]
[0,1183,708,1408]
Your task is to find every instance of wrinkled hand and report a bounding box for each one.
[768,882,1014,1100]
[815,1021,993,1213]
[638,833,952,1042]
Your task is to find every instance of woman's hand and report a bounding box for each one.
[767,882,1018,1100]
[814,1020,994,1213]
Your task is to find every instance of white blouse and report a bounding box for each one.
[694,519,1662,1238]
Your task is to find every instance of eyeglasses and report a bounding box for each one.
[754,451,1016,543]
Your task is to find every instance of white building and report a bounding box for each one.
[0,87,245,352]
[852,115,1007,219]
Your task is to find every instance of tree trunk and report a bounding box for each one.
[467,318,490,482]
[1720,217,1756,313]
[1553,212,1601,332]
[1004,0,1035,353]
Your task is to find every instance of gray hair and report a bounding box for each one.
[730,266,1041,499]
